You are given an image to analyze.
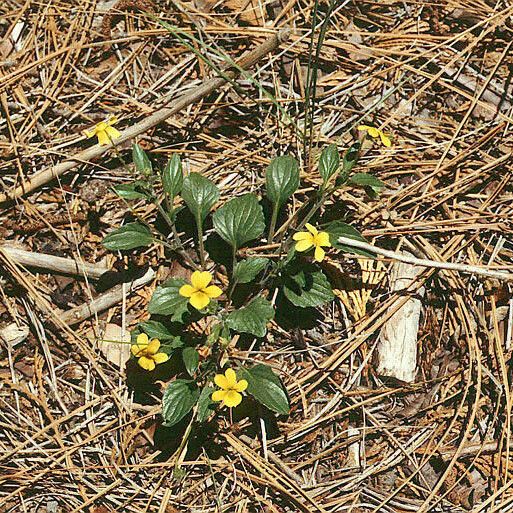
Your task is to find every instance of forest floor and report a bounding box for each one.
[1,0,513,512]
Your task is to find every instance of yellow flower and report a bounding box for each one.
[179,271,222,310]
[131,333,169,371]
[84,117,121,146]
[293,223,331,262]
[212,368,248,408]
[357,125,391,147]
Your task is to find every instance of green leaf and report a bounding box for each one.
[265,155,300,208]
[181,173,219,223]
[103,223,153,251]
[162,380,199,427]
[233,257,269,284]
[197,386,215,423]
[162,154,183,200]
[212,194,265,249]
[182,347,199,376]
[137,320,183,344]
[132,143,152,175]
[283,267,334,308]
[239,364,289,415]
[148,278,189,322]
[349,173,386,194]
[342,142,360,174]
[325,221,372,257]
[113,181,148,200]
[226,296,274,337]
[319,144,340,184]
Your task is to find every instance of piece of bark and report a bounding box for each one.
[92,323,131,367]
[376,253,425,383]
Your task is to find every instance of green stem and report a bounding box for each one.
[227,246,238,302]
[197,220,206,269]
[154,196,199,270]
[267,204,279,243]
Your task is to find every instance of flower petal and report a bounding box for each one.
[97,130,110,146]
[367,127,380,138]
[136,333,149,346]
[131,344,143,356]
[314,245,326,262]
[380,132,392,147]
[189,291,210,310]
[315,231,331,247]
[214,373,229,390]
[105,125,121,141]
[293,231,310,241]
[295,239,314,252]
[179,284,195,298]
[138,356,155,371]
[223,390,242,408]
[204,285,222,299]
[191,271,212,290]
[305,223,318,236]
[146,338,161,355]
[357,125,371,131]
[84,128,95,138]
[107,116,118,126]
[212,390,226,402]
[152,352,169,364]
[234,379,248,392]
[224,368,237,388]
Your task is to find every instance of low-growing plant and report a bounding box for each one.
[102,135,386,455]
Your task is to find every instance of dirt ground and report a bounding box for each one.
[1,0,513,512]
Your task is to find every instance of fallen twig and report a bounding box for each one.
[0,245,109,280]
[338,237,513,283]
[0,30,290,203]
[60,267,155,325]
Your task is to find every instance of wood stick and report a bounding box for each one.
[60,268,155,326]
[0,30,290,204]
[0,245,109,280]
[338,237,513,283]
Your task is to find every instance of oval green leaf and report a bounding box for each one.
[226,296,274,337]
[319,144,340,184]
[148,278,189,322]
[182,173,219,223]
[103,223,153,251]
[197,386,216,423]
[283,267,334,308]
[132,143,152,175]
[212,194,265,249]
[162,379,200,427]
[233,257,269,284]
[265,155,300,208]
[182,347,199,376]
[239,364,289,415]
[325,221,373,257]
[162,154,183,200]
[349,173,385,194]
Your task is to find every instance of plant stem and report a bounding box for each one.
[267,204,279,243]
[227,246,238,302]
[197,221,206,269]
[154,197,199,269]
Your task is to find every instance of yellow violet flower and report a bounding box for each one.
[83,117,121,146]
[179,271,222,310]
[131,333,169,371]
[293,223,331,262]
[357,125,391,147]
[212,368,248,408]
